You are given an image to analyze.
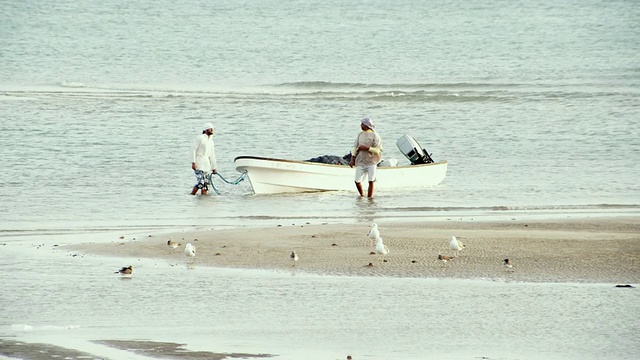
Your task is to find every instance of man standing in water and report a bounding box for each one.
[190,122,217,195]
[349,117,382,198]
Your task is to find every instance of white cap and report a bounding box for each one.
[361,117,375,129]
[203,122,214,131]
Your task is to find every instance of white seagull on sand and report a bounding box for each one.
[375,236,389,262]
[184,243,196,258]
[449,236,466,256]
[367,223,380,246]
[290,250,299,266]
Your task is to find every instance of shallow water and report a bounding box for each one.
[1,232,639,360]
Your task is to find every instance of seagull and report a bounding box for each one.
[290,250,299,266]
[115,265,133,277]
[367,223,380,246]
[167,239,181,250]
[449,236,466,256]
[375,236,389,262]
[503,258,514,271]
[438,254,454,267]
[184,243,196,258]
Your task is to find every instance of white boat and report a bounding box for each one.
[234,135,447,195]
[234,156,447,195]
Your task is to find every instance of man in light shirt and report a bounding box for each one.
[349,117,382,198]
[190,122,217,195]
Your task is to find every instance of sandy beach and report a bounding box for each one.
[3,216,639,360]
[68,217,640,284]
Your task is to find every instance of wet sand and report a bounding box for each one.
[0,339,100,360]
[94,340,273,360]
[69,217,640,284]
[0,339,273,360]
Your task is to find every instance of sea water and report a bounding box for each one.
[1,0,639,358]
[1,0,639,231]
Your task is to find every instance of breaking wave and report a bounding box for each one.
[1,79,634,104]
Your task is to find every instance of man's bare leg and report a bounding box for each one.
[191,187,199,195]
[367,181,374,198]
[355,182,364,196]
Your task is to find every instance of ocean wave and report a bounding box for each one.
[59,81,87,88]
[0,224,183,238]
[11,324,81,332]
[1,80,635,104]
[220,204,640,221]
[386,204,640,212]
[275,80,528,90]
[273,80,639,91]
[0,88,506,103]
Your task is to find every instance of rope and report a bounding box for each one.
[205,171,248,195]
[205,173,222,195]
[216,171,248,185]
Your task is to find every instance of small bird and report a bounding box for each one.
[367,223,380,246]
[438,253,454,267]
[449,236,466,256]
[375,236,389,262]
[167,239,181,250]
[503,258,514,271]
[115,265,133,277]
[290,250,299,266]
[184,243,196,258]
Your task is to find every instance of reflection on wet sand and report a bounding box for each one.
[95,340,273,360]
[0,338,274,360]
[0,339,100,360]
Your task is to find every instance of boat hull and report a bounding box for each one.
[234,156,447,194]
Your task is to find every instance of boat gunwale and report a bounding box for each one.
[234,155,447,169]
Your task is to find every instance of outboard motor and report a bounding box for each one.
[396,135,434,165]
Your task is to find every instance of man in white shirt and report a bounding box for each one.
[190,122,218,195]
[349,117,382,198]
